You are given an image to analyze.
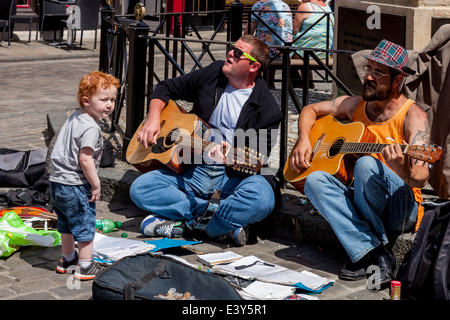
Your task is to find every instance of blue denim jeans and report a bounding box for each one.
[49,182,96,242]
[130,164,275,237]
[304,156,418,263]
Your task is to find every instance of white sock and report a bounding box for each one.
[78,259,93,268]
[62,251,77,262]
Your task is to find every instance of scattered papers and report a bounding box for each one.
[93,233,155,264]
[164,254,200,268]
[93,236,202,264]
[197,251,243,266]
[238,281,296,300]
[212,255,334,293]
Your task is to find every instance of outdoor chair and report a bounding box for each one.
[39,0,70,42]
[0,0,38,47]
[9,0,39,45]
[59,0,100,51]
[0,0,10,44]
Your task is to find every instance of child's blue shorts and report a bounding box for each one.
[50,181,96,242]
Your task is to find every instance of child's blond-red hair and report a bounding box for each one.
[77,71,120,108]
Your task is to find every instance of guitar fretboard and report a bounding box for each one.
[168,131,222,154]
[166,131,263,171]
[339,142,408,154]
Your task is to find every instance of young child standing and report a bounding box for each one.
[50,71,120,280]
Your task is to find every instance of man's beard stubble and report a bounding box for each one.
[362,80,392,101]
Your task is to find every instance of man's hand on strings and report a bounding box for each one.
[207,141,230,164]
[137,119,160,149]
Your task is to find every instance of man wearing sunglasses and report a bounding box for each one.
[130,35,283,246]
[288,40,430,290]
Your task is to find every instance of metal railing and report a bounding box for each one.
[98,3,354,178]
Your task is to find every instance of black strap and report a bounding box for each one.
[192,190,221,230]
[123,259,169,300]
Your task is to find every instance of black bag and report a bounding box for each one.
[0,148,47,187]
[100,139,115,168]
[395,199,450,300]
[92,253,242,300]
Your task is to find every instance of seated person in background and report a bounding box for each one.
[292,0,334,87]
[289,40,429,289]
[244,0,293,89]
[292,0,334,60]
[129,35,283,246]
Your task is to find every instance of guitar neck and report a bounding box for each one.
[177,133,223,154]
[341,142,408,154]
[174,133,264,171]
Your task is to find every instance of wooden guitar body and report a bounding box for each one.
[284,115,375,193]
[126,101,209,174]
[283,115,442,194]
[126,100,264,175]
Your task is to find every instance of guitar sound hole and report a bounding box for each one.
[329,139,344,157]
[165,128,180,147]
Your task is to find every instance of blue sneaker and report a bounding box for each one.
[232,227,248,246]
[140,214,184,238]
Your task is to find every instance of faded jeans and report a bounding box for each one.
[130,164,275,238]
[304,156,418,263]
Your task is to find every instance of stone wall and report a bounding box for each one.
[335,0,450,50]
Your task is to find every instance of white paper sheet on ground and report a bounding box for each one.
[239,281,296,300]
[212,255,334,293]
[93,233,156,264]
[197,251,243,266]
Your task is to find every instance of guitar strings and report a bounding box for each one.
[164,130,261,169]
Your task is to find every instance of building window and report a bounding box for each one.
[17,0,30,8]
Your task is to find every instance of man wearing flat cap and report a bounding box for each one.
[288,40,430,289]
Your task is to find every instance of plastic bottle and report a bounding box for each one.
[96,219,122,233]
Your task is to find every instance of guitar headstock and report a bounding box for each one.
[405,145,443,164]
[228,147,264,174]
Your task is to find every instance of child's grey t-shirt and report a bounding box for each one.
[49,109,103,185]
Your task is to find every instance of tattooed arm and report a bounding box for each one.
[382,103,430,188]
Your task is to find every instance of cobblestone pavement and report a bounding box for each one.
[0,37,396,303]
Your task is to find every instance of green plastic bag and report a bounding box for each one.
[0,210,61,258]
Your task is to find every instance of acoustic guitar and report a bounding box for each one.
[283,115,442,193]
[126,100,264,174]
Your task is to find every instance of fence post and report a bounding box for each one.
[230,1,244,42]
[99,4,115,73]
[123,21,150,158]
[279,47,291,186]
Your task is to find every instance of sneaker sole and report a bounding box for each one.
[55,262,78,274]
[56,266,69,274]
[74,273,96,281]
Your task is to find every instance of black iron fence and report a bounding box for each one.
[98,2,354,176]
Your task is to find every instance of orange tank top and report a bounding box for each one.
[352,98,424,231]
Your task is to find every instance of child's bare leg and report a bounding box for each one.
[78,240,94,261]
[61,233,76,260]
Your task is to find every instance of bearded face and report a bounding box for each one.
[362,78,393,101]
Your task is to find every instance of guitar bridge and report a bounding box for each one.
[311,133,325,161]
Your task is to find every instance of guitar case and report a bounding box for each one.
[92,253,242,300]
